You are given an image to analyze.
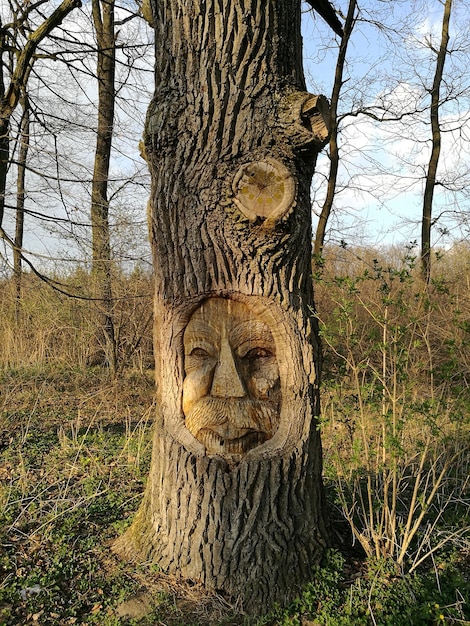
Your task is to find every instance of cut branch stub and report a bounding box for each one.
[300,94,330,145]
[232,158,296,223]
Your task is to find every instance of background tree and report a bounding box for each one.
[421,0,453,283]
[313,0,357,263]
[13,94,29,321]
[308,0,470,263]
[91,0,117,372]
[0,0,154,368]
[0,0,81,233]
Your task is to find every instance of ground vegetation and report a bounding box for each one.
[1,244,469,623]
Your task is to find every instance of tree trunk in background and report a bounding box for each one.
[0,19,11,230]
[14,96,30,322]
[91,0,117,373]
[313,0,357,264]
[421,0,452,284]
[115,0,330,613]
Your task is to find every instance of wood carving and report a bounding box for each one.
[183,298,281,458]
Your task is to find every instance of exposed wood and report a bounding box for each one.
[182,298,281,458]
[232,158,296,224]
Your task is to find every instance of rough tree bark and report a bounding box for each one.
[0,0,81,231]
[115,0,331,613]
[91,0,117,373]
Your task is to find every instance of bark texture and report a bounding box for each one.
[91,0,117,372]
[115,0,330,613]
[0,0,81,230]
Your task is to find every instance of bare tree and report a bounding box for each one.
[421,0,453,283]
[13,94,29,321]
[1,1,153,372]
[90,0,117,372]
[308,0,470,258]
[0,0,81,234]
[313,0,357,263]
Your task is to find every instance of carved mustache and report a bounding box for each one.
[185,396,280,439]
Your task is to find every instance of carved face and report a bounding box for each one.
[182,299,281,457]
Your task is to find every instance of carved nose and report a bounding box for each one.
[211,339,246,398]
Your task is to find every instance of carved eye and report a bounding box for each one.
[190,347,211,359]
[243,347,273,361]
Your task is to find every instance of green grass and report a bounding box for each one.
[0,367,247,625]
[266,549,470,626]
[1,366,469,625]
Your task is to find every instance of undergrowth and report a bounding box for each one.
[265,548,470,626]
[1,245,470,624]
[1,366,469,625]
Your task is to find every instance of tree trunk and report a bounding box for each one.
[115,0,330,613]
[0,22,9,229]
[91,0,117,373]
[421,0,452,284]
[14,96,30,322]
[0,118,7,231]
[313,0,357,264]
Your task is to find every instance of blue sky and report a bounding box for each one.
[2,0,469,277]
[301,0,470,250]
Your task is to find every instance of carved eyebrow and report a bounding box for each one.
[229,321,275,350]
[185,319,221,341]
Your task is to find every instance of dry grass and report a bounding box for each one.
[316,244,470,569]
[1,244,470,624]
[0,367,254,625]
[0,269,153,372]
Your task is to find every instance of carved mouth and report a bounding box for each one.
[197,427,268,455]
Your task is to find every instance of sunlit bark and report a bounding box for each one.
[115,0,331,613]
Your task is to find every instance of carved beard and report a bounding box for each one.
[185,397,280,456]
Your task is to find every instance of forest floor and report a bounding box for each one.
[1,366,469,625]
